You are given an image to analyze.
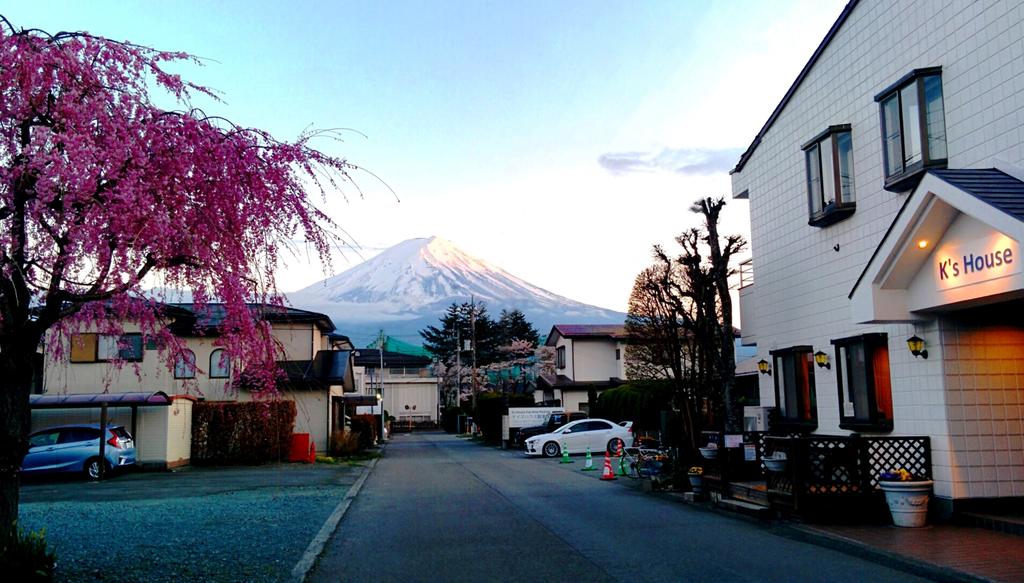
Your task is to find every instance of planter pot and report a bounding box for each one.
[698,447,719,460]
[763,457,788,473]
[688,475,704,494]
[879,480,933,527]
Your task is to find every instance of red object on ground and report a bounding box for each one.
[600,451,616,481]
[307,442,316,464]
[289,433,311,462]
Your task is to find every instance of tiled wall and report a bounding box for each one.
[941,306,1024,499]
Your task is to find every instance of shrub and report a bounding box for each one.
[474,392,535,443]
[191,400,296,464]
[330,429,362,456]
[597,380,673,431]
[0,525,55,582]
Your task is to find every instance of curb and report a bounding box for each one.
[775,523,988,583]
[290,457,380,582]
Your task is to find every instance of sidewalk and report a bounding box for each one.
[787,522,1024,582]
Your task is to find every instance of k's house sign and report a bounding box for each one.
[935,234,1020,291]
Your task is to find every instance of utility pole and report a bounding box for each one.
[455,328,461,408]
[378,329,386,442]
[470,296,478,412]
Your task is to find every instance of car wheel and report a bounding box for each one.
[542,441,561,458]
[607,438,624,455]
[84,457,108,481]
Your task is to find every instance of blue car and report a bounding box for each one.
[23,424,137,480]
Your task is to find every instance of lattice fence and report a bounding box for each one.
[864,436,931,488]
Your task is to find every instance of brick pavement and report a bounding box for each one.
[795,523,1024,582]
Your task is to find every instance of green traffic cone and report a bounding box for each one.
[616,453,627,476]
[559,440,574,463]
[581,447,597,471]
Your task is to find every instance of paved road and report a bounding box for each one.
[309,432,931,583]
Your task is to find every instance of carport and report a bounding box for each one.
[30,391,175,479]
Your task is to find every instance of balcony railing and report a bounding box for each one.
[738,258,754,289]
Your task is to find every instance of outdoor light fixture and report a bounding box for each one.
[906,335,928,359]
[917,239,929,249]
[757,359,772,376]
[376,392,382,402]
[814,350,831,369]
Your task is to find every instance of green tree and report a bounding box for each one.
[495,309,539,347]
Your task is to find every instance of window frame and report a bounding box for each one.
[875,67,947,192]
[802,125,856,227]
[174,349,197,379]
[769,345,818,430]
[556,346,566,369]
[209,349,231,379]
[69,333,143,363]
[831,333,894,432]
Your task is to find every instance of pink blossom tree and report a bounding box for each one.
[0,19,358,535]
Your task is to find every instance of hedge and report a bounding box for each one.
[191,400,296,464]
[596,380,674,431]
[474,392,535,443]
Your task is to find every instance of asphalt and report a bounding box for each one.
[308,432,930,583]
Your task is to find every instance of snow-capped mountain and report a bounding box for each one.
[287,236,625,344]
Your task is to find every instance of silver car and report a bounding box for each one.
[23,424,137,480]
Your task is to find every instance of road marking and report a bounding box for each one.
[290,458,379,583]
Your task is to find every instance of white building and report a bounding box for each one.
[732,0,1024,516]
[538,325,628,413]
[354,349,439,425]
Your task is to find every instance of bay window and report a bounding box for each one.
[770,346,817,429]
[876,67,947,192]
[832,334,894,431]
[803,125,856,227]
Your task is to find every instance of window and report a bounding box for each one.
[875,68,947,192]
[832,334,894,431]
[174,349,197,379]
[209,349,231,379]
[803,125,856,227]
[69,333,142,362]
[556,346,566,369]
[59,428,100,444]
[615,348,621,361]
[770,346,817,428]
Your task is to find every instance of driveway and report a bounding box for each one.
[19,463,364,582]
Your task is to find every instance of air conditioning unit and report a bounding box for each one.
[743,406,771,431]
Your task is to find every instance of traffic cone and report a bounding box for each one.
[600,450,616,480]
[559,440,574,463]
[616,452,627,476]
[581,447,597,471]
[617,440,624,458]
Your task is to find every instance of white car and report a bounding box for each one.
[524,418,633,457]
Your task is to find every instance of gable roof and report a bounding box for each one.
[545,324,628,346]
[730,0,860,175]
[169,303,336,334]
[931,169,1024,221]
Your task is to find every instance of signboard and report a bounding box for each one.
[743,443,757,461]
[724,434,743,449]
[507,407,562,429]
[356,405,382,415]
[935,234,1019,291]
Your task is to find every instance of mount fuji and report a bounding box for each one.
[287,236,626,344]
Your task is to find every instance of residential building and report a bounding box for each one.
[538,324,628,413]
[732,0,1024,515]
[354,349,439,425]
[40,304,355,456]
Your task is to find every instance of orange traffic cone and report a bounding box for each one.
[600,450,616,481]
[617,440,624,458]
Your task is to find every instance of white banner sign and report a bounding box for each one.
[507,407,562,429]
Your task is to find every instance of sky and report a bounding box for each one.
[7,0,848,313]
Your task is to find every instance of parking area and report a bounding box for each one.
[19,463,364,582]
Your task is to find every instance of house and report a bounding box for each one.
[538,325,629,413]
[731,0,1024,516]
[39,303,356,462]
[353,349,439,425]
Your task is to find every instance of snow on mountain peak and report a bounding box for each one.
[288,236,625,340]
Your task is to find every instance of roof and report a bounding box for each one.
[29,391,183,409]
[731,0,860,175]
[170,303,336,334]
[537,374,624,390]
[931,169,1024,221]
[353,349,432,368]
[279,350,355,391]
[545,324,628,346]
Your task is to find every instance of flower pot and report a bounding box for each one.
[698,447,719,460]
[763,457,787,473]
[688,474,704,494]
[879,480,933,527]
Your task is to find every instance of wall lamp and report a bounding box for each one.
[906,335,928,359]
[757,359,772,376]
[814,350,831,369]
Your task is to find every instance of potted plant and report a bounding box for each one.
[878,468,933,527]
[763,452,787,473]
[687,466,704,494]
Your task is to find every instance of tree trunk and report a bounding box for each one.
[0,344,35,540]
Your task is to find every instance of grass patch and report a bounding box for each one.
[315,451,383,467]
